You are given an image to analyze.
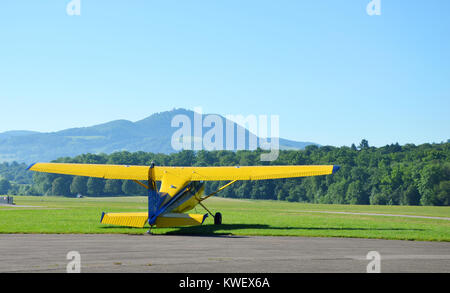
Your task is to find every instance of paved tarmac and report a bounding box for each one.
[0,234,449,273]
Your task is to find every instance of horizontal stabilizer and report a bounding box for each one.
[100,212,148,228]
[100,212,208,228]
[155,213,208,228]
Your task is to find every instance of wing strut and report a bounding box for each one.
[199,180,237,202]
[196,180,237,218]
[133,180,149,189]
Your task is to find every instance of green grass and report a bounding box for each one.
[0,196,449,241]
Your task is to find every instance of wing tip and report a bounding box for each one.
[332,165,341,174]
[26,162,37,171]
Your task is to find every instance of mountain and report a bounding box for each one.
[0,109,318,163]
[0,130,40,140]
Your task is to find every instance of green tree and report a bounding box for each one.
[346,180,369,204]
[0,178,11,194]
[436,181,450,206]
[401,185,421,205]
[359,139,369,150]
[104,180,123,195]
[70,176,88,195]
[17,185,40,196]
[51,177,70,196]
[286,186,300,202]
[87,178,105,196]
[122,180,140,196]
[370,190,388,205]
[324,180,347,204]
[276,189,286,201]
[418,164,448,205]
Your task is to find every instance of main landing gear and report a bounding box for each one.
[197,180,237,226]
[198,201,222,225]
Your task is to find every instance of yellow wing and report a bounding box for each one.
[27,163,150,180]
[154,165,338,181]
[28,162,339,181]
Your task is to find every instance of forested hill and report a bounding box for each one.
[1,141,449,206]
[0,108,316,163]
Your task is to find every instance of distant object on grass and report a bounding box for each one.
[0,196,14,205]
[76,194,84,198]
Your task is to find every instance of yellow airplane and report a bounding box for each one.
[28,162,340,232]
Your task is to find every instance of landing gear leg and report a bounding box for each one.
[198,201,222,225]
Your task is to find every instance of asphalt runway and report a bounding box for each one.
[0,234,449,273]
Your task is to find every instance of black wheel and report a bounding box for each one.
[214,212,222,225]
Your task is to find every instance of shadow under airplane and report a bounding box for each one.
[101,223,425,237]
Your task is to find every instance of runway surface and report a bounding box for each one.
[0,234,449,273]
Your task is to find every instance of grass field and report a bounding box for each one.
[0,196,449,241]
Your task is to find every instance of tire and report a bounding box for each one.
[214,212,222,225]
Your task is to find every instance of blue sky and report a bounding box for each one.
[0,0,449,147]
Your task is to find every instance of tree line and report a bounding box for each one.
[1,140,449,206]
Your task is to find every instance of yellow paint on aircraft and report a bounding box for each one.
[29,162,339,229]
[29,163,335,182]
[155,213,207,228]
[100,212,148,228]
